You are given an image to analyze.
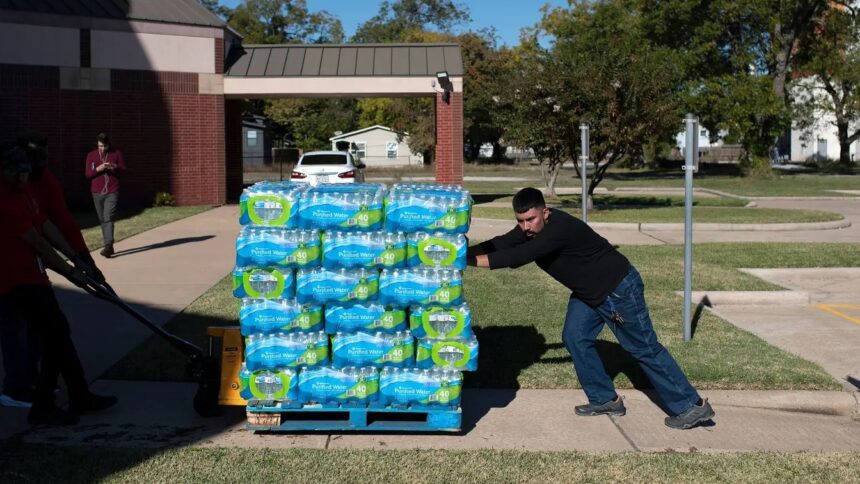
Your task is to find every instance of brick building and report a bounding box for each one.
[0,0,463,207]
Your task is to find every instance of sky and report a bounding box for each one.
[217,0,569,47]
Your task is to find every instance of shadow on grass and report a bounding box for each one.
[469,325,547,389]
[472,193,512,205]
[111,235,215,258]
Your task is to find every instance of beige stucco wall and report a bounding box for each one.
[0,22,79,67]
[332,128,422,167]
[91,30,215,73]
[224,76,463,98]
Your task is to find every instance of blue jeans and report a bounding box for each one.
[562,265,700,416]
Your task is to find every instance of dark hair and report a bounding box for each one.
[512,187,546,213]
[97,133,110,145]
[0,143,31,173]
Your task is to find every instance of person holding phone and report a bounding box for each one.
[85,133,125,258]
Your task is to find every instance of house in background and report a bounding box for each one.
[242,115,273,167]
[330,125,423,167]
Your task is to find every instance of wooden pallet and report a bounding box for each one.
[246,403,462,432]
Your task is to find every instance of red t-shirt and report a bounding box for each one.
[0,181,50,294]
[29,169,88,254]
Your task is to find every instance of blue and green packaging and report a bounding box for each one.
[322,231,406,269]
[232,267,295,299]
[298,366,379,406]
[297,183,385,231]
[378,368,462,408]
[239,181,307,227]
[324,303,407,334]
[384,183,472,234]
[246,368,299,402]
[235,227,321,268]
[296,267,379,304]
[239,299,323,335]
[379,268,463,307]
[406,232,467,270]
[244,332,329,371]
[331,331,415,368]
[409,303,472,338]
[415,336,479,371]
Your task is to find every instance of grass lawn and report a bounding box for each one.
[1,444,858,483]
[105,243,855,390]
[472,206,843,224]
[75,206,213,250]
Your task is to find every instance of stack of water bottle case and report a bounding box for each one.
[233,181,477,414]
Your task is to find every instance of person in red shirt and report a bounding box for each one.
[0,134,108,409]
[0,143,116,425]
[84,133,125,258]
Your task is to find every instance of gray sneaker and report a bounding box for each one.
[665,399,715,429]
[575,396,626,416]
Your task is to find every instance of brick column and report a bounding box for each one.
[434,91,464,185]
[225,98,244,202]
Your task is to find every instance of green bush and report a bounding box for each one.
[153,191,175,207]
[740,155,775,178]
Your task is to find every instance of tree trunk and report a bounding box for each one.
[837,122,852,166]
[545,161,562,198]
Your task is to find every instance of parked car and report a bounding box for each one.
[290,151,365,184]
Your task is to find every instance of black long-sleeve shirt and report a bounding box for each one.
[479,209,630,307]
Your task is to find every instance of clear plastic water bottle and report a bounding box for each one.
[239,362,252,400]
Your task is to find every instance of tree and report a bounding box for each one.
[496,1,685,200]
[638,0,828,169]
[224,1,346,147]
[350,1,474,165]
[459,30,507,161]
[198,0,230,19]
[794,2,860,168]
[352,0,470,43]
[492,41,573,197]
[265,98,359,151]
[226,0,343,45]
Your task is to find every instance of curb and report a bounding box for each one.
[697,187,860,201]
[619,390,859,417]
[673,290,811,306]
[586,219,851,232]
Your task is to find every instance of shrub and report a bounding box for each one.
[153,191,175,207]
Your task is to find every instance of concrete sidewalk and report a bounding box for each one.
[12,382,860,452]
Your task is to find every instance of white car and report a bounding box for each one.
[290,151,366,184]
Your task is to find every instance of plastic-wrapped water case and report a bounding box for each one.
[324,303,407,334]
[379,268,463,307]
[415,336,479,371]
[246,368,299,402]
[298,366,379,406]
[378,368,462,408]
[239,181,307,227]
[331,331,415,368]
[235,227,321,268]
[232,267,295,299]
[297,183,386,231]
[244,332,329,371]
[296,267,379,304]
[239,299,323,335]
[322,231,406,269]
[406,232,467,270]
[409,303,473,338]
[384,184,472,234]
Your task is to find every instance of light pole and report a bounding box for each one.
[682,113,699,342]
[580,123,589,223]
